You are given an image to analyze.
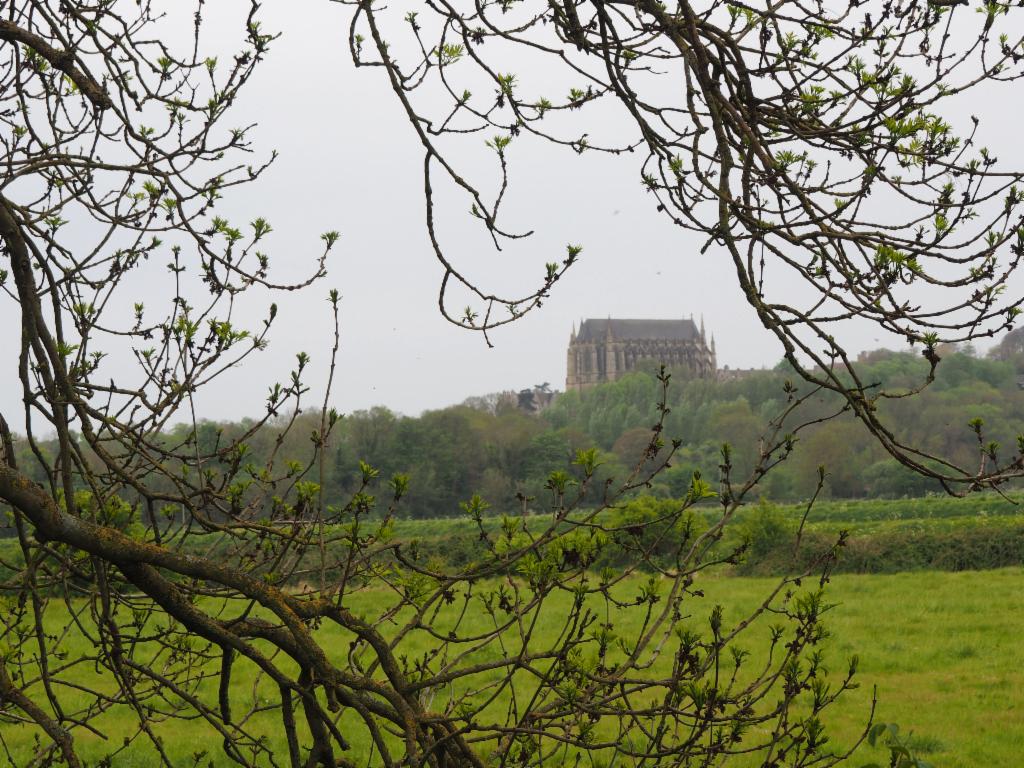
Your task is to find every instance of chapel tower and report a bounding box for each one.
[566,317,716,391]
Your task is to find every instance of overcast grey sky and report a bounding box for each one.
[193,2,785,418]
[2,3,1018,424]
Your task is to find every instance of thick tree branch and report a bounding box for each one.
[0,662,81,768]
[0,19,111,110]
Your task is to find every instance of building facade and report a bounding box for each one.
[566,317,716,391]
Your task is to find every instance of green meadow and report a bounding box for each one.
[2,568,1022,767]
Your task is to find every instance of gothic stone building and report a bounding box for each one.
[566,317,716,391]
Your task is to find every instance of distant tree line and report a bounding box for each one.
[8,344,1021,527]
[341,343,1024,513]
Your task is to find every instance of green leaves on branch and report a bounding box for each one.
[572,447,600,477]
[438,44,464,65]
[861,723,934,768]
[686,471,717,503]
[389,473,409,501]
[295,481,320,508]
[251,217,272,239]
[496,73,516,96]
[459,493,490,522]
[359,460,379,483]
[485,134,512,154]
[545,470,574,495]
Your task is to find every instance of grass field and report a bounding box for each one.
[2,568,1022,767]
[2,493,1021,765]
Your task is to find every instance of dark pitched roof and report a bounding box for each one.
[575,318,699,343]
